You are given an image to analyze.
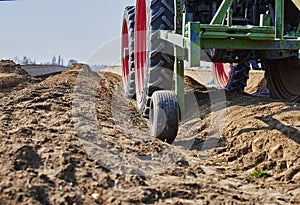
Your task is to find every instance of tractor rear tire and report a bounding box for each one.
[213,62,250,92]
[135,0,175,117]
[264,57,300,102]
[150,91,179,144]
[121,6,136,99]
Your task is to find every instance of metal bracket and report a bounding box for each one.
[210,0,233,25]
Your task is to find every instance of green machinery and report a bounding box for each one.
[122,0,300,143]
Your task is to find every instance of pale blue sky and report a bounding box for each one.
[0,0,135,65]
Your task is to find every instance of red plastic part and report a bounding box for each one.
[213,62,232,88]
[134,0,146,102]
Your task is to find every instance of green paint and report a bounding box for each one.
[275,0,284,39]
[260,14,271,26]
[227,8,233,26]
[174,0,185,116]
[210,0,233,25]
[175,0,184,34]
[175,47,185,115]
[201,32,274,40]
[291,0,300,11]
[167,0,300,106]
[188,23,201,67]
[161,31,300,50]
[200,25,275,34]
[199,39,300,50]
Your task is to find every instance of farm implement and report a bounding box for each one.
[121,0,300,143]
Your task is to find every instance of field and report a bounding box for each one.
[0,61,299,204]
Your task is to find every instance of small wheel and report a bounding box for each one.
[213,62,250,92]
[134,0,175,117]
[264,57,300,101]
[121,6,136,99]
[150,91,179,144]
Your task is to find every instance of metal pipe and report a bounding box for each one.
[275,0,284,39]
[210,0,234,25]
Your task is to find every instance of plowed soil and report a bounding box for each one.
[0,63,299,204]
[0,61,31,91]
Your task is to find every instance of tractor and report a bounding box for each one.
[121,0,300,143]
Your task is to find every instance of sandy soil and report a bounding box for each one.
[0,61,31,90]
[0,63,299,204]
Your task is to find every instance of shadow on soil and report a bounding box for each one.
[178,77,300,150]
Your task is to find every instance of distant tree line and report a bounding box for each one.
[12,55,78,67]
[9,55,107,70]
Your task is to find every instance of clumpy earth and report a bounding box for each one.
[0,60,32,91]
[0,63,299,204]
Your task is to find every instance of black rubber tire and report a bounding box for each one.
[265,64,278,100]
[137,0,175,117]
[150,91,179,144]
[122,6,136,99]
[225,62,251,92]
[264,57,300,102]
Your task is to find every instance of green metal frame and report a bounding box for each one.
[174,0,185,113]
[170,0,300,110]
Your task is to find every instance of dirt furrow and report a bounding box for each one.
[0,63,299,204]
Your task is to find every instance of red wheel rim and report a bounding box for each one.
[135,0,146,102]
[121,19,129,87]
[213,62,232,88]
